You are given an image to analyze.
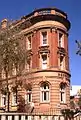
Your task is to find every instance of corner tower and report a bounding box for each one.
[22,7,71,114]
[7,7,71,115]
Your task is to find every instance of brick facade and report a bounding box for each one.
[0,7,71,116]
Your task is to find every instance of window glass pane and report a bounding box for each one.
[44,84,46,89]
[25,89,32,103]
[28,93,31,102]
[41,83,49,102]
[42,32,47,45]
[58,33,64,47]
[28,36,31,49]
[2,95,6,106]
[44,92,46,100]
[46,91,49,101]
[60,56,64,69]
[60,84,66,103]
[42,55,47,69]
[61,92,63,101]
[12,93,17,105]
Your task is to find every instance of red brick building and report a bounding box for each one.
[0,7,71,118]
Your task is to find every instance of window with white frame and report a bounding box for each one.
[25,89,32,103]
[41,55,47,69]
[40,82,49,102]
[1,94,6,107]
[12,92,17,106]
[60,83,66,103]
[27,36,32,50]
[25,60,31,71]
[41,31,47,46]
[59,56,64,70]
[58,32,64,48]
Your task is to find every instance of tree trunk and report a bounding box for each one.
[6,71,10,112]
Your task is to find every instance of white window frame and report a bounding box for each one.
[60,56,64,70]
[12,92,17,106]
[25,89,32,104]
[1,94,6,107]
[25,60,32,71]
[26,35,32,50]
[58,32,64,48]
[58,55,65,70]
[60,84,66,103]
[41,54,47,69]
[41,31,48,46]
[40,83,50,102]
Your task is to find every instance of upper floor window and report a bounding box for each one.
[58,32,64,48]
[41,32,47,46]
[60,56,64,70]
[58,54,65,70]
[40,82,50,102]
[60,83,66,103]
[25,60,32,71]
[1,94,6,107]
[25,89,32,103]
[41,55,47,69]
[26,36,32,50]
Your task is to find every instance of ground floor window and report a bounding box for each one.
[1,94,6,107]
[40,82,50,102]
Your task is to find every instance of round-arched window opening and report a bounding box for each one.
[40,82,50,102]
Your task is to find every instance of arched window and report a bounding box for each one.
[60,83,66,103]
[40,82,50,102]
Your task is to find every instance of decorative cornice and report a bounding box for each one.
[57,47,66,56]
[38,45,50,57]
[30,15,70,31]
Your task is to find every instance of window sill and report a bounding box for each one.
[60,102,66,105]
[40,101,50,104]
[39,44,49,47]
[11,104,17,107]
[0,106,5,110]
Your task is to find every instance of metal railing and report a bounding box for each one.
[0,112,64,120]
[0,112,80,120]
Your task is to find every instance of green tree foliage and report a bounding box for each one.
[78,95,81,109]
[70,100,75,109]
[61,109,75,120]
[0,21,27,111]
[0,26,26,77]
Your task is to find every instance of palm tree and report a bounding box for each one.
[0,21,27,112]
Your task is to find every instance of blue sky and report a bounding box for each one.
[0,0,81,85]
